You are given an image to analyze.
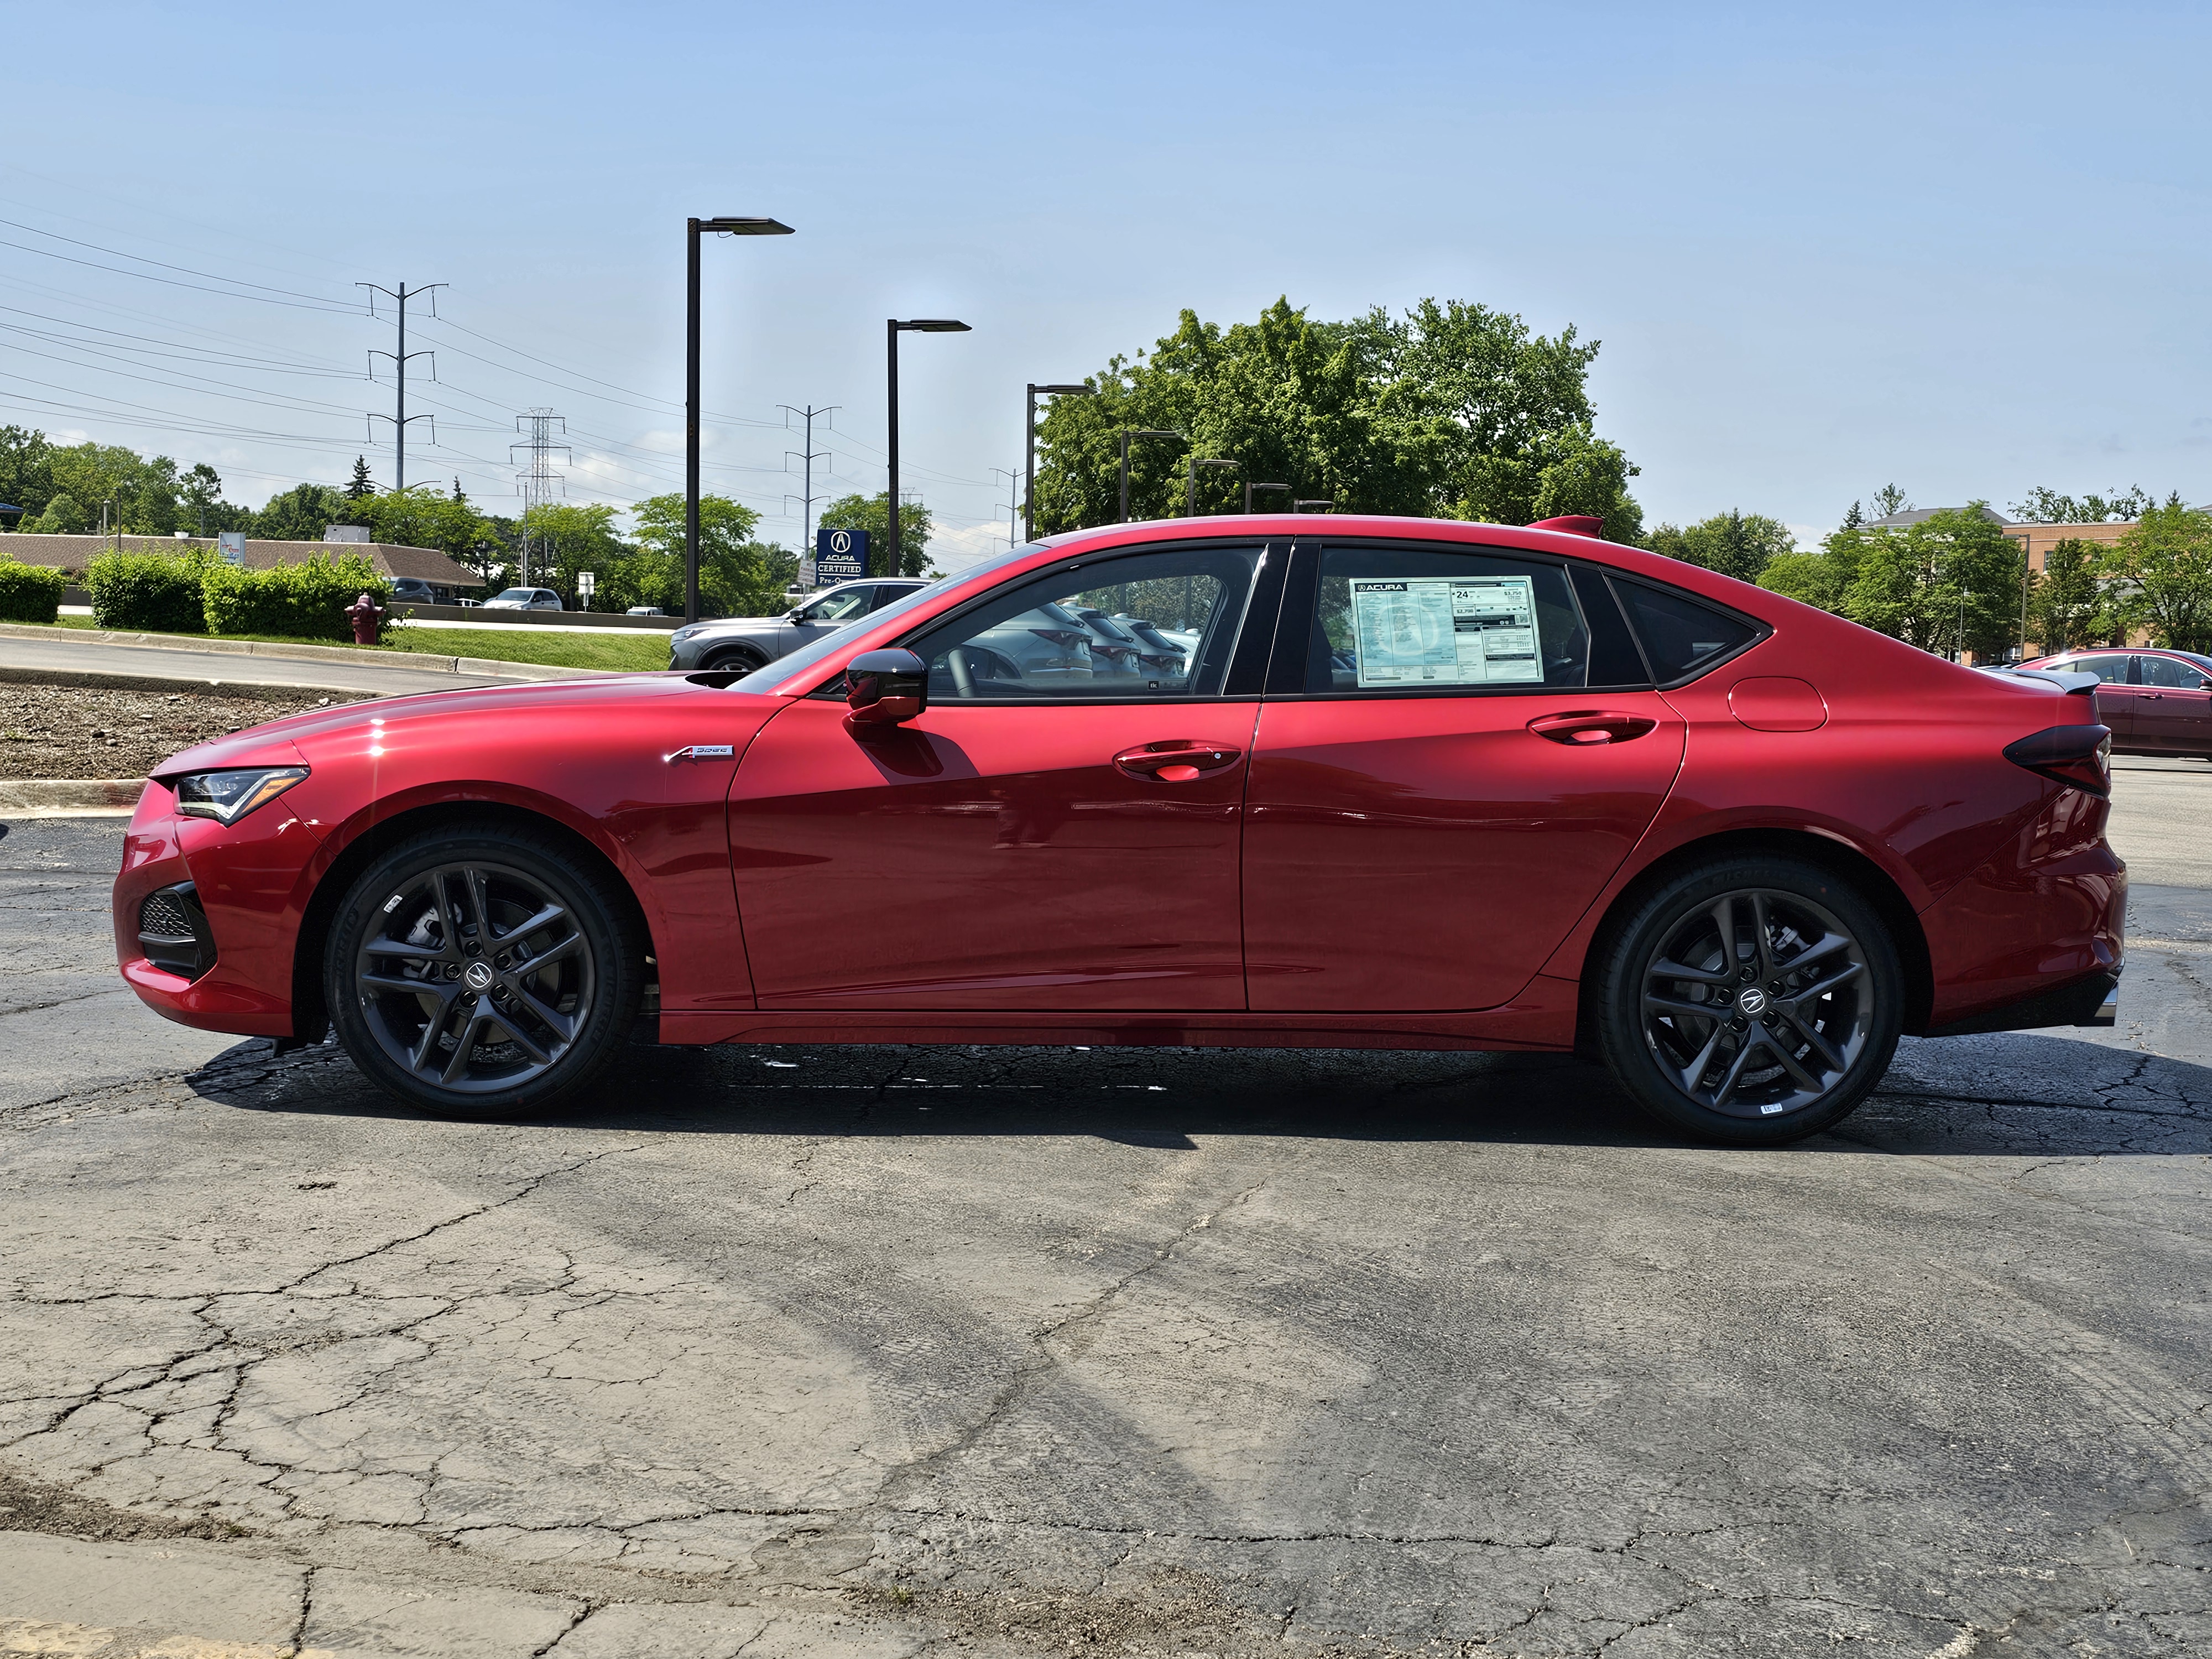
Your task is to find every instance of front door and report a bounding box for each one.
[1243,542,1687,1012]
[728,541,1278,1012]
[2135,654,2212,753]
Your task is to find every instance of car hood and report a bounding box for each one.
[147,672,772,779]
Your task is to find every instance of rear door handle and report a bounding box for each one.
[1113,740,1243,782]
[1526,711,1658,746]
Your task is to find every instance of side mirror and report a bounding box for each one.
[786,608,807,623]
[846,648,928,727]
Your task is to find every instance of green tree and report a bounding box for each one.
[2101,495,2212,651]
[26,492,86,534]
[625,492,791,614]
[0,426,55,526]
[2010,485,2150,525]
[814,491,934,579]
[2026,538,2109,652]
[1647,510,1796,584]
[252,483,350,542]
[1029,295,1639,538]
[347,456,375,500]
[1869,483,1911,520]
[346,485,498,571]
[519,502,629,608]
[48,442,182,534]
[1837,504,2022,658]
[1759,549,1849,612]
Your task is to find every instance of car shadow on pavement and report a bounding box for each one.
[181,1027,2212,1157]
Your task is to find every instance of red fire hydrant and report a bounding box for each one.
[345,592,386,646]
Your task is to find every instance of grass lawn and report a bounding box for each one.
[30,617,670,672]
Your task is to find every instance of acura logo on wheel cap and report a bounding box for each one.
[464,961,495,991]
[1737,987,1768,1016]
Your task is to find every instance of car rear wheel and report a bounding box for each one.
[1594,855,1901,1145]
[325,825,643,1118]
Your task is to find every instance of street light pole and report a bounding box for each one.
[1187,456,1240,517]
[1295,499,1335,513]
[1025,382,1092,540]
[684,216,794,624]
[1246,481,1291,513]
[1118,429,1181,523]
[885,319,972,577]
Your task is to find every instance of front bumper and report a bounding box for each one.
[112,775,326,1039]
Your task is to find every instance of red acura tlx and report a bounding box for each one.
[113,515,2124,1145]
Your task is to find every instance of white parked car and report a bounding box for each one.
[483,588,564,612]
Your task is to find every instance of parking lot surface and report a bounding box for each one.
[0,760,2206,1657]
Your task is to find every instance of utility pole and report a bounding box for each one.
[509,410,569,587]
[993,466,1022,548]
[359,280,446,493]
[781,404,838,589]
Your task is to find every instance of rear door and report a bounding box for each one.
[1240,541,1688,1013]
[2135,654,2212,753]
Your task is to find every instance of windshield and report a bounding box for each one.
[491,589,533,602]
[731,544,1044,695]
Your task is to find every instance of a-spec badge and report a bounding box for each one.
[665,744,736,762]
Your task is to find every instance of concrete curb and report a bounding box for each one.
[0,622,624,682]
[0,778,143,817]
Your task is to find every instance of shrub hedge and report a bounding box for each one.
[0,556,67,624]
[201,554,391,643]
[85,549,214,633]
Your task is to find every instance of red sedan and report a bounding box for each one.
[2018,646,2212,758]
[113,516,2124,1145]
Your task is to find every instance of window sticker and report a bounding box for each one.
[1349,575,1542,688]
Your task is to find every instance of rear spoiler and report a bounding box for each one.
[1987,668,2100,697]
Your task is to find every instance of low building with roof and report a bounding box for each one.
[0,529,486,596]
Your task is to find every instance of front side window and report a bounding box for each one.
[908,544,1262,702]
[1300,545,1593,692]
[2138,654,2208,690]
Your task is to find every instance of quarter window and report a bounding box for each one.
[1613,580,1760,685]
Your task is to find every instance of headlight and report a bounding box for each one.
[670,624,706,643]
[174,766,309,825]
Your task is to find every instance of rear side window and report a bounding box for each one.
[1613,579,1761,685]
[1301,545,1592,692]
[2063,654,2131,685]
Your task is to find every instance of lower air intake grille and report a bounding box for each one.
[138,884,213,981]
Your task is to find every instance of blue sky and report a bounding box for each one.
[3,2,2205,566]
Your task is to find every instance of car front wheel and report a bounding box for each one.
[325,825,643,1118]
[1594,855,1902,1145]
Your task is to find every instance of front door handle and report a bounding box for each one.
[1113,740,1243,782]
[1526,711,1658,746]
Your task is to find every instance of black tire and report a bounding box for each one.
[1593,854,1902,1145]
[702,647,765,674]
[325,824,643,1118]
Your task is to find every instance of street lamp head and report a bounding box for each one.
[695,217,795,236]
[1194,458,1240,469]
[1033,383,1092,394]
[895,319,972,332]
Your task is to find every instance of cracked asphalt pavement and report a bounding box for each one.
[0,758,2206,1657]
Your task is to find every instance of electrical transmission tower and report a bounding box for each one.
[359,280,446,493]
[510,409,570,585]
[780,404,838,589]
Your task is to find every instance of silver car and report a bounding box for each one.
[667,579,929,672]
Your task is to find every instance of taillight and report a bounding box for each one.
[2004,724,2112,797]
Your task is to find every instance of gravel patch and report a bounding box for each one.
[0,682,372,781]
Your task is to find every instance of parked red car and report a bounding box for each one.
[2018,646,2212,758]
[114,516,2123,1144]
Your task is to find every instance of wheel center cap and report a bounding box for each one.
[1737,987,1768,1017]
[464,961,495,991]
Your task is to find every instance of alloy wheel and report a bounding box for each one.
[1637,887,1873,1120]
[353,860,597,1095]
